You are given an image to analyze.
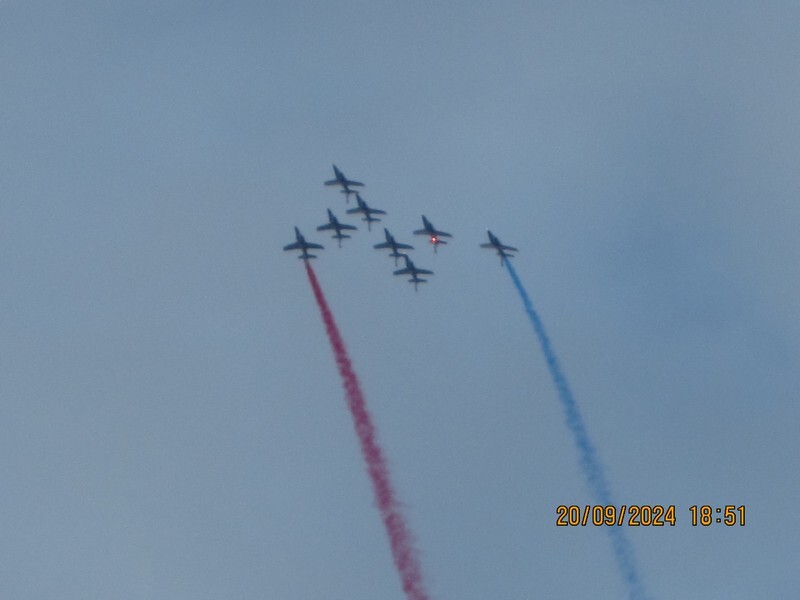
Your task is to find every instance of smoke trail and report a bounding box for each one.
[304,261,429,600]
[504,260,648,600]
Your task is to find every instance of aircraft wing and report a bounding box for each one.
[394,267,433,276]
[413,228,449,237]
[283,242,302,251]
[317,223,335,231]
[324,178,364,187]
[482,242,517,250]
[373,242,414,252]
[413,225,451,237]
[339,223,357,231]
[305,242,324,250]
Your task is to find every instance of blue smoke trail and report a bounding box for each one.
[505,260,648,600]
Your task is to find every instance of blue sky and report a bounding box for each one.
[1,2,798,598]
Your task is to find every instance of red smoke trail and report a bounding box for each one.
[304,261,429,600]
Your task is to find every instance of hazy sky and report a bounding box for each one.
[2,2,798,598]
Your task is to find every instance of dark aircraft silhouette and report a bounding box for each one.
[374,228,414,265]
[324,164,364,203]
[413,215,452,252]
[393,254,433,292]
[283,227,324,260]
[480,230,518,264]
[317,209,357,247]
[346,193,386,231]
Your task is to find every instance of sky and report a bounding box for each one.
[1,1,799,598]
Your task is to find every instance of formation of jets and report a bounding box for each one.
[283,164,519,290]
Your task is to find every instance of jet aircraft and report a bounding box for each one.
[393,254,433,292]
[283,227,324,260]
[324,164,364,203]
[346,193,386,231]
[374,228,414,265]
[317,209,357,247]
[413,215,452,252]
[480,230,518,263]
